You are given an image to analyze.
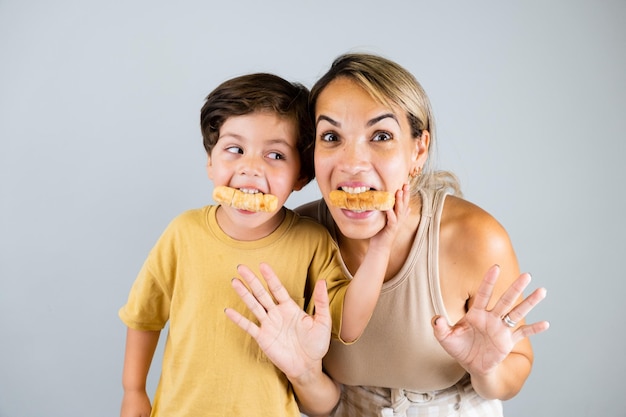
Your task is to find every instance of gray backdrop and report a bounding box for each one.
[1,1,624,416]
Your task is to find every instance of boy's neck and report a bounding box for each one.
[215,206,286,241]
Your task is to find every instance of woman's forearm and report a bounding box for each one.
[291,365,341,417]
[470,351,532,400]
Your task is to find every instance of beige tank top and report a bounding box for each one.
[319,188,466,392]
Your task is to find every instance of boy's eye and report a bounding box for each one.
[320,132,338,142]
[372,132,392,142]
[226,146,243,154]
[267,152,285,160]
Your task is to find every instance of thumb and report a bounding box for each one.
[312,280,330,321]
[431,315,451,341]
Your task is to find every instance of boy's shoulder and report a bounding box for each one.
[161,205,212,232]
[170,205,208,220]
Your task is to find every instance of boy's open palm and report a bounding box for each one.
[225,263,332,380]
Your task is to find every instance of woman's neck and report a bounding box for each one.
[335,232,369,277]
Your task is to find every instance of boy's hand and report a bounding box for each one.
[370,184,411,249]
[120,389,151,417]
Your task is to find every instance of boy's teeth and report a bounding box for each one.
[240,188,259,194]
[341,186,368,194]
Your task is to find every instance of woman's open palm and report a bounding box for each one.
[432,265,549,376]
[224,263,332,380]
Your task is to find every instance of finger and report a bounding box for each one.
[236,264,277,310]
[311,279,331,327]
[471,265,500,311]
[224,307,260,339]
[230,277,269,322]
[506,286,547,324]
[492,272,532,318]
[385,184,411,225]
[402,185,411,214]
[512,320,550,344]
[384,206,398,227]
[394,184,411,216]
[431,315,453,342]
[382,190,401,224]
[258,262,296,306]
[402,183,410,204]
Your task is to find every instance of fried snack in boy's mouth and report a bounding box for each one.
[213,186,278,212]
[329,190,394,211]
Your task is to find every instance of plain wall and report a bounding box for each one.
[1,1,624,416]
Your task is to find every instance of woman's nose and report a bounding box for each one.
[338,142,370,174]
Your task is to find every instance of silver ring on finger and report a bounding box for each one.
[502,314,517,328]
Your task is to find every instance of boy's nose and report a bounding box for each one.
[238,156,263,176]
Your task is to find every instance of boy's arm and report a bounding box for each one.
[339,243,391,343]
[339,185,410,343]
[120,328,160,417]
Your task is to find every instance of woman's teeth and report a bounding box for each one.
[340,186,369,194]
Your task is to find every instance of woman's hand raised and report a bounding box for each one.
[224,263,332,381]
[431,265,549,378]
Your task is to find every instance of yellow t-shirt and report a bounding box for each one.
[119,206,348,416]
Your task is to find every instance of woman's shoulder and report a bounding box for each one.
[442,195,508,238]
[439,195,515,273]
[294,199,324,220]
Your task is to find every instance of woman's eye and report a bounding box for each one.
[226,146,243,154]
[267,152,285,160]
[320,132,338,142]
[372,132,392,142]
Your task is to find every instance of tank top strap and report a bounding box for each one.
[426,188,450,318]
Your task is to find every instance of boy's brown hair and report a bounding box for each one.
[200,73,315,184]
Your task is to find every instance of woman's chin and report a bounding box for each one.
[332,208,386,240]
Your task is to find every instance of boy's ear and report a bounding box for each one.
[206,155,213,179]
[292,175,309,192]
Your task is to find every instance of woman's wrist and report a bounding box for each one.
[287,360,325,387]
[289,364,340,416]
[468,352,530,400]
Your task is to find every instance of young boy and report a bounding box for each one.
[118,73,406,416]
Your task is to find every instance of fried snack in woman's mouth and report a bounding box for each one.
[329,190,394,211]
[213,186,278,212]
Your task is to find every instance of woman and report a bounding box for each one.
[226,53,549,416]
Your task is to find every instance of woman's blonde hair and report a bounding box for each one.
[310,53,462,197]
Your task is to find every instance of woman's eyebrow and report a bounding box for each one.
[367,113,399,127]
[316,114,339,127]
[316,113,399,128]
